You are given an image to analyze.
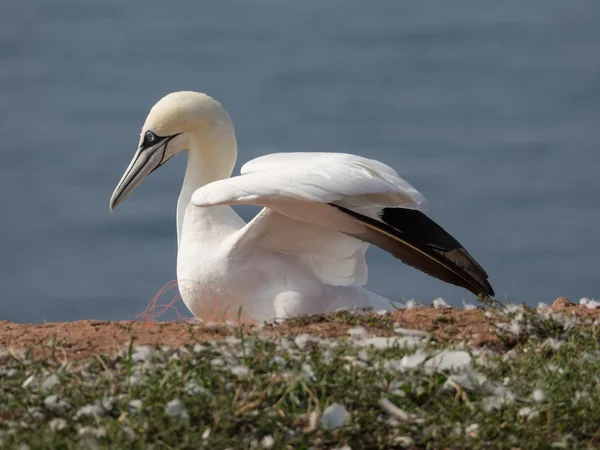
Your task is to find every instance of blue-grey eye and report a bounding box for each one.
[144,131,157,146]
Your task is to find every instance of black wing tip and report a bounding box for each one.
[485,280,495,297]
[380,207,495,298]
[476,280,495,299]
[450,252,495,299]
[455,249,494,298]
[335,204,496,300]
[453,268,494,300]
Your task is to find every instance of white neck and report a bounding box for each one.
[176,133,242,246]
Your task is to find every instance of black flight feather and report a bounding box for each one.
[331,204,494,298]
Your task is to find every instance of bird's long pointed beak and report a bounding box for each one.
[109,139,169,212]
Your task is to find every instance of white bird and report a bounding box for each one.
[110,91,493,321]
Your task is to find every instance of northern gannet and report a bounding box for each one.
[110,91,494,321]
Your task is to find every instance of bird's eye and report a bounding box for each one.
[144,131,157,146]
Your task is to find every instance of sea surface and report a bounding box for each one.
[1,0,599,323]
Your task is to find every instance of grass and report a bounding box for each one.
[285,307,398,330]
[1,306,600,449]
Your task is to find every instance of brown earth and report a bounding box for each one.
[0,298,597,361]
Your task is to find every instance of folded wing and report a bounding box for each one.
[191,152,493,297]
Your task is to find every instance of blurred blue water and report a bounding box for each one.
[1,0,599,323]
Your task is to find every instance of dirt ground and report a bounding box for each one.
[0,297,596,361]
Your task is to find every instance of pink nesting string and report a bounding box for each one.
[138,280,256,325]
[137,280,189,323]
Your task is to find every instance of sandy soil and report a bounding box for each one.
[0,297,595,361]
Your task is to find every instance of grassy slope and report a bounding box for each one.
[1,306,600,449]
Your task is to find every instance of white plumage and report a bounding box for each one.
[110,91,493,322]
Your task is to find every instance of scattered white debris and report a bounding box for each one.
[444,368,486,391]
[231,365,250,378]
[22,375,36,389]
[425,351,472,371]
[302,363,316,380]
[184,380,210,396]
[543,338,563,350]
[400,350,428,370]
[482,394,512,412]
[359,337,422,350]
[462,300,477,310]
[497,317,524,336]
[394,436,414,448]
[393,327,430,338]
[321,348,335,364]
[580,298,600,309]
[128,371,144,386]
[480,382,515,411]
[347,327,369,339]
[378,398,424,424]
[49,418,67,431]
[320,403,348,430]
[78,426,107,438]
[261,435,275,449]
[376,309,389,316]
[165,399,189,420]
[132,346,152,362]
[385,359,403,372]
[128,400,143,413]
[43,394,69,413]
[127,371,144,386]
[193,344,208,353]
[504,304,523,314]
[465,423,479,436]
[432,297,452,309]
[75,402,105,419]
[27,407,44,420]
[519,407,533,417]
[532,389,546,403]
[269,355,287,367]
[484,382,513,397]
[357,349,370,362]
[225,336,241,346]
[210,358,225,367]
[42,374,60,391]
[546,363,561,373]
[294,334,312,350]
[405,299,423,309]
[362,337,393,349]
[102,397,114,412]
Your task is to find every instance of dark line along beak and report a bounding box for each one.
[109,134,178,212]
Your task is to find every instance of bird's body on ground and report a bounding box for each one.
[110,91,493,321]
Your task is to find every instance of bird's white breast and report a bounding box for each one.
[176,205,328,321]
